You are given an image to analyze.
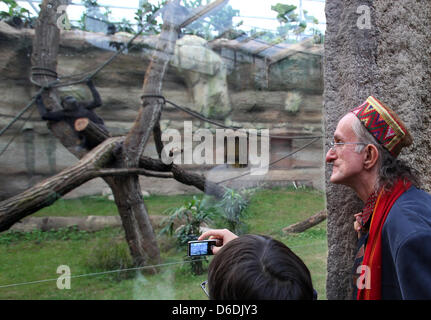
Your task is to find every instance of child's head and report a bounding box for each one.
[207,234,314,300]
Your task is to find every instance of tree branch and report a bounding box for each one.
[0,137,121,231]
[282,210,327,234]
[74,121,225,197]
[31,0,86,158]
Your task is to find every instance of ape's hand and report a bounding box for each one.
[86,78,94,87]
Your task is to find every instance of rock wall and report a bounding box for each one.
[324,0,431,300]
[0,21,324,200]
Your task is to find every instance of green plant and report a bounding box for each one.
[268,2,322,44]
[160,196,217,275]
[0,0,32,27]
[0,0,29,18]
[82,0,98,7]
[217,187,253,234]
[116,18,134,34]
[134,0,167,34]
[85,237,134,281]
[160,196,216,246]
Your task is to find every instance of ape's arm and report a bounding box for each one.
[35,95,65,121]
[82,80,102,110]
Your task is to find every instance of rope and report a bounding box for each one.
[142,94,242,130]
[31,66,58,76]
[215,136,321,185]
[0,81,57,139]
[0,239,327,290]
[0,78,59,158]
[141,94,323,141]
[0,99,37,139]
[0,258,207,289]
[0,103,37,158]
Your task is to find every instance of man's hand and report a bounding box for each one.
[198,229,238,254]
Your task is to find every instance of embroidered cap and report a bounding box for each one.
[351,96,412,157]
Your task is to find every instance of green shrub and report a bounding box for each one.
[216,187,254,234]
[160,196,217,275]
[160,196,217,247]
[85,237,135,281]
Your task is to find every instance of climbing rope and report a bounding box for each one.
[214,136,321,185]
[141,94,323,141]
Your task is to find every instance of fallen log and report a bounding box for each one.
[282,210,327,234]
[9,215,170,233]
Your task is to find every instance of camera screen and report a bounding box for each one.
[189,242,209,256]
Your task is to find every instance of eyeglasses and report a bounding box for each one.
[328,141,367,152]
[200,280,209,297]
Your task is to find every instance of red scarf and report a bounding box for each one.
[357,179,411,300]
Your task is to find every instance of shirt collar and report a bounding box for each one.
[358,189,380,228]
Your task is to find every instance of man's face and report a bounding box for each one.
[325,113,365,187]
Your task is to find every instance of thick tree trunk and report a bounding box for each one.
[31,0,85,158]
[324,0,380,300]
[282,210,327,234]
[114,4,182,266]
[324,0,431,299]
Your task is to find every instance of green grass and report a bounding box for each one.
[0,187,327,300]
[34,194,197,217]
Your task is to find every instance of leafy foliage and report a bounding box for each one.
[0,0,33,27]
[134,0,167,34]
[160,196,216,247]
[271,3,297,24]
[85,237,135,281]
[77,0,166,35]
[182,0,241,40]
[160,196,218,275]
[216,187,254,234]
[266,2,322,44]
[82,0,99,7]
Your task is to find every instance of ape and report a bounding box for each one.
[107,23,116,35]
[36,80,106,150]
